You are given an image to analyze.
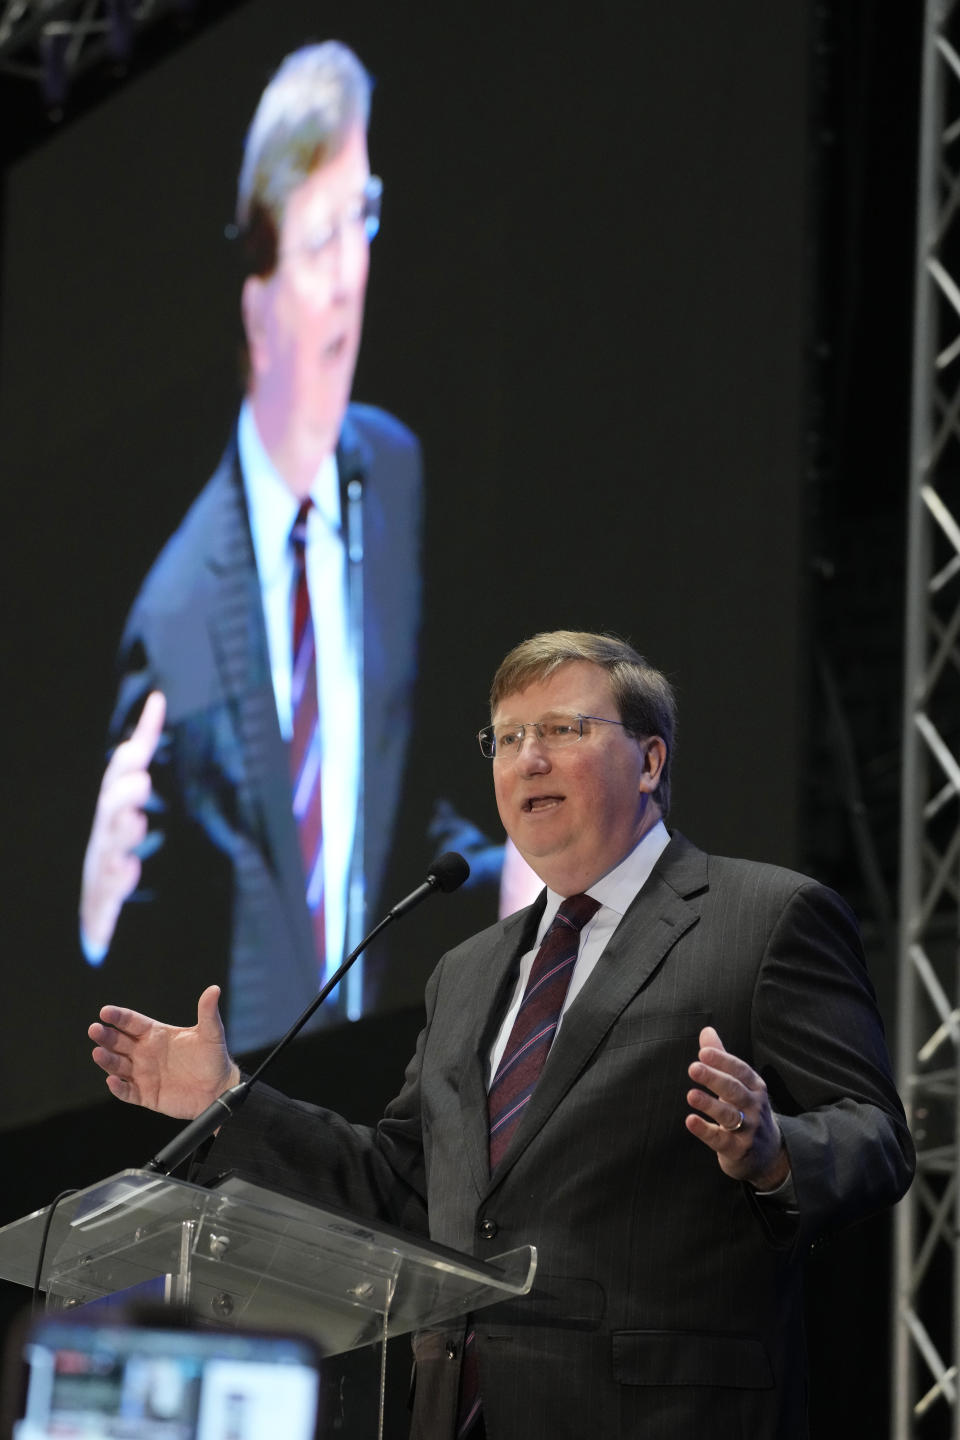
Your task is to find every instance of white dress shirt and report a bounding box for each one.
[487,820,672,1084]
[238,400,361,976]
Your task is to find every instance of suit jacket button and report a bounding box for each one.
[479,1219,498,1240]
[445,1342,458,1359]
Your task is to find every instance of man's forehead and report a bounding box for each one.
[492,660,613,721]
[284,127,370,226]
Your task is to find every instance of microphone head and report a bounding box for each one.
[429,851,470,894]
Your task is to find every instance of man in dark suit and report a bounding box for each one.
[79,42,422,1052]
[89,630,914,1438]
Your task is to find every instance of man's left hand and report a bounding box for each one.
[685,1025,790,1191]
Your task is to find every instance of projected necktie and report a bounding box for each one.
[457,892,601,1437]
[289,500,325,975]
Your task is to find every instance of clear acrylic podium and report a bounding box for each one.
[0,1169,537,1438]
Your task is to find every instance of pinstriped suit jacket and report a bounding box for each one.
[94,404,422,1054]
[202,833,914,1439]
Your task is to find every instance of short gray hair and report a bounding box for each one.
[236,41,372,276]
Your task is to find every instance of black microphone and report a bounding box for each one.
[389,851,471,918]
[144,853,470,1176]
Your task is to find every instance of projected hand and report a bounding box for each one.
[685,1026,791,1190]
[89,984,240,1117]
[80,691,167,955]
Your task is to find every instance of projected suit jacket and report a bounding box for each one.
[200,832,914,1440]
[95,403,421,1052]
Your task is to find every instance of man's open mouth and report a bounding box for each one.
[524,796,562,813]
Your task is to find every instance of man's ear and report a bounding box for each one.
[639,736,667,793]
[241,275,268,377]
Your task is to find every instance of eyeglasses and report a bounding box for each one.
[477,712,629,760]
[280,175,383,270]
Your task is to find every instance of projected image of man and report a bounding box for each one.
[79,43,421,1050]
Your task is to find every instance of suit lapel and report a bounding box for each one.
[459,899,546,1198]
[202,440,315,960]
[485,836,707,1191]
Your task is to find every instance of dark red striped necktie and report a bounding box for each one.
[488,891,601,1170]
[456,892,601,1438]
[289,499,325,976]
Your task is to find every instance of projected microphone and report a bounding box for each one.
[145,853,470,1175]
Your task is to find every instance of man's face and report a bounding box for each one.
[243,125,371,479]
[492,661,665,897]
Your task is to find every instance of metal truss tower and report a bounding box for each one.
[0,0,200,118]
[894,1,960,1435]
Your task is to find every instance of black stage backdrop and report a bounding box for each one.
[0,3,898,1435]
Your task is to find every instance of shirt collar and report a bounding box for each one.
[540,818,672,931]
[238,398,341,584]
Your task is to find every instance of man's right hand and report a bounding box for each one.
[89,985,240,1118]
[80,691,167,956]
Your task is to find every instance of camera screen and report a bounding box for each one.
[14,1320,320,1440]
